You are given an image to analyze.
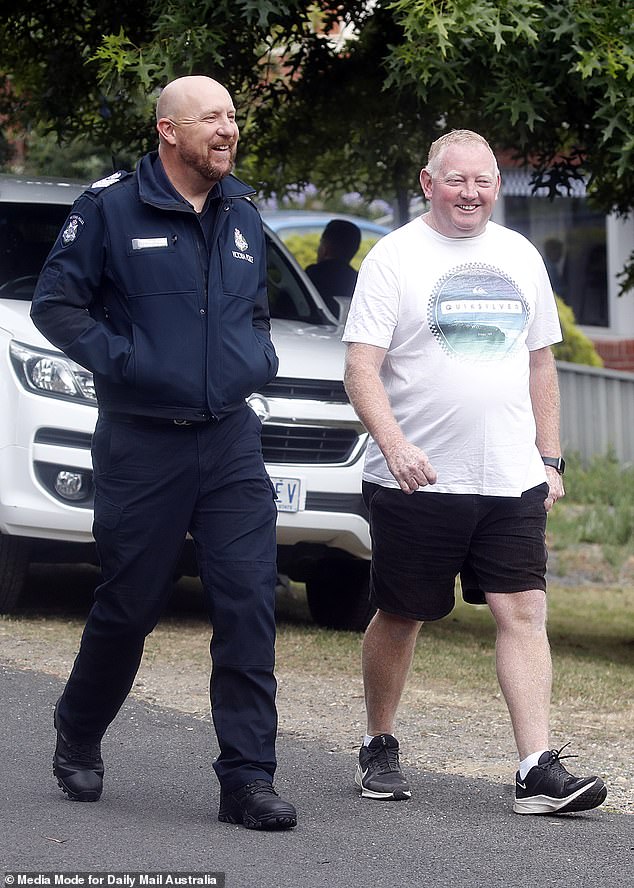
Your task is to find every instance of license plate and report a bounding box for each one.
[271,476,303,513]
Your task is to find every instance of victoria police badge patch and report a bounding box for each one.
[234,228,249,252]
[61,214,85,247]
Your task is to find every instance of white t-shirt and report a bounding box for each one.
[342,218,562,496]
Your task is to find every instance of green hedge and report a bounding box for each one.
[553,294,603,367]
[280,232,383,272]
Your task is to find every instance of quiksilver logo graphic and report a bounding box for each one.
[61,214,85,247]
[427,262,530,362]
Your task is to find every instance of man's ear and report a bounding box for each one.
[420,168,433,200]
[156,117,178,145]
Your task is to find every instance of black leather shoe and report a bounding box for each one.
[218,780,297,830]
[53,701,104,802]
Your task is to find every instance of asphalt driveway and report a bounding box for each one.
[2,665,632,888]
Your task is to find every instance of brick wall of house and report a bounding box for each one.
[592,338,634,373]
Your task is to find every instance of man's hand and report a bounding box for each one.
[544,465,565,512]
[384,441,437,494]
[344,343,437,494]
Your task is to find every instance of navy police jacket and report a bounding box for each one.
[31,152,278,421]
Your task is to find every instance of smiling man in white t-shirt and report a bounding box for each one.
[343,129,607,816]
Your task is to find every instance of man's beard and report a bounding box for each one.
[179,141,237,182]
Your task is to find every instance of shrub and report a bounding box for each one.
[280,232,383,271]
[553,295,603,367]
[283,233,320,269]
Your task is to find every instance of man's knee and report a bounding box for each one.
[486,589,547,631]
[368,608,423,640]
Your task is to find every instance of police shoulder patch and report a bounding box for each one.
[234,228,249,252]
[61,214,85,247]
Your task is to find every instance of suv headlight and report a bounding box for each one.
[9,341,96,404]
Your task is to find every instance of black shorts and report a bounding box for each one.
[363,481,549,622]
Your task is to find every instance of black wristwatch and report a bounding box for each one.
[542,456,565,475]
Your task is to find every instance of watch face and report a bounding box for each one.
[543,456,565,474]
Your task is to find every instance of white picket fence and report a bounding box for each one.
[557,361,634,465]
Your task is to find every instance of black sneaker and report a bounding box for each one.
[355,734,411,800]
[513,745,607,815]
[53,701,104,802]
[218,780,297,830]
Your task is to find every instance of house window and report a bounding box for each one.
[501,170,609,327]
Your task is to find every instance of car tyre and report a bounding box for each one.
[305,558,375,632]
[0,533,30,613]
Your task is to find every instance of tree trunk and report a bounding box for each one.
[393,186,411,227]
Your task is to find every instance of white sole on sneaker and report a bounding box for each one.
[513,778,606,815]
[354,764,412,800]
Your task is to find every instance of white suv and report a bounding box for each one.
[0,174,373,630]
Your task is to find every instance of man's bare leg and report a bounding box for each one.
[355,609,422,800]
[485,589,551,759]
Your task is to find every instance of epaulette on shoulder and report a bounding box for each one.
[89,170,132,191]
[240,195,260,212]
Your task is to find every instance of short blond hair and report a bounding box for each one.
[425,130,499,178]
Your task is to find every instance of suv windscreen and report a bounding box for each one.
[0,203,71,300]
[0,202,332,326]
[265,234,330,325]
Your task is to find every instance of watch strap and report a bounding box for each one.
[541,456,565,475]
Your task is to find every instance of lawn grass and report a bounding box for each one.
[274,580,634,713]
[9,576,629,715]
[547,454,634,558]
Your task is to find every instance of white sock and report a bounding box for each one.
[519,749,548,780]
[363,734,376,747]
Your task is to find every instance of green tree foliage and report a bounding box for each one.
[18,129,136,180]
[0,2,155,153]
[387,0,634,287]
[0,129,10,167]
[388,1,634,216]
[1,2,632,287]
[239,4,446,221]
[0,2,369,157]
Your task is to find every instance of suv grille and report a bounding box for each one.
[262,424,358,464]
[260,377,348,403]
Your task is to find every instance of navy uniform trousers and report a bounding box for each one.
[55,403,279,793]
